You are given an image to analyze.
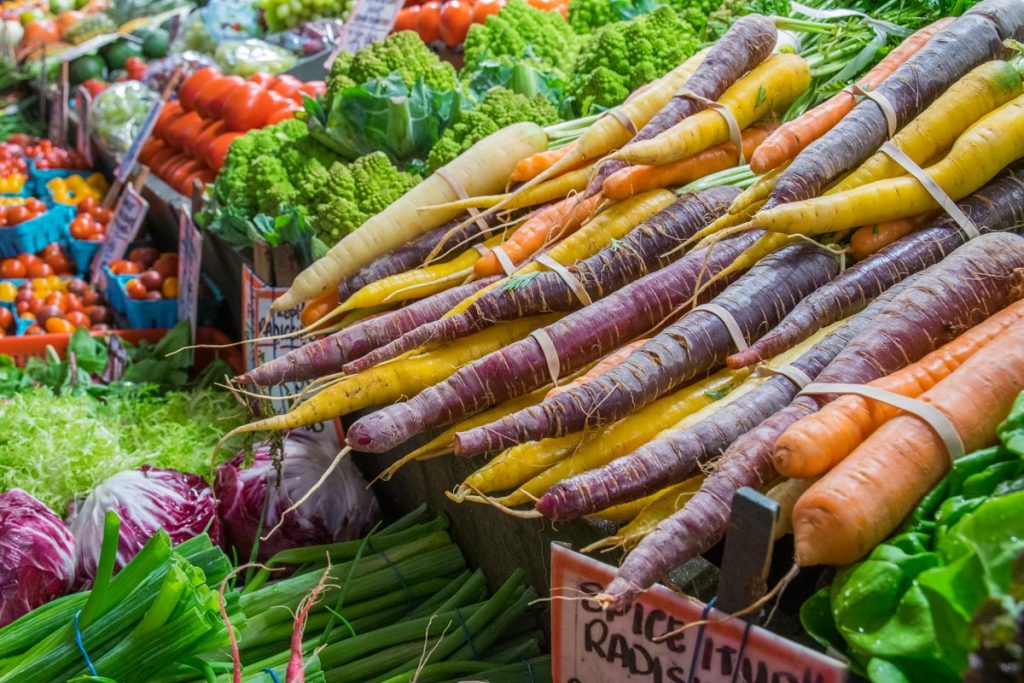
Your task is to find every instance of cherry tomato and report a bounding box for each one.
[110,260,140,275]
[126,279,148,300]
[77,196,98,214]
[162,277,179,298]
[65,311,91,329]
[16,253,40,267]
[69,216,94,240]
[473,0,504,23]
[27,262,53,278]
[223,82,275,132]
[394,6,420,32]
[44,252,73,275]
[5,205,30,225]
[94,207,112,226]
[0,307,11,331]
[440,0,473,46]
[43,292,66,311]
[417,1,443,43]
[178,68,218,112]
[0,258,25,278]
[24,324,45,335]
[45,317,75,334]
[64,293,83,313]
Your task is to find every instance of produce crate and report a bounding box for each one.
[26,159,91,198]
[106,265,224,330]
[0,204,74,258]
[67,236,101,275]
[0,326,243,373]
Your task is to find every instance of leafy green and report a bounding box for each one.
[802,392,1024,682]
[463,58,568,109]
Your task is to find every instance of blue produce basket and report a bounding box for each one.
[0,182,32,199]
[197,274,223,328]
[27,159,91,199]
[108,269,223,330]
[102,264,132,313]
[68,237,102,276]
[0,204,74,258]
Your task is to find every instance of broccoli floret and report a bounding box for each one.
[426,87,559,173]
[327,31,458,99]
[463,0,579,76]
[249,156,298,216]
[567,7,699,115]
[351,152,420,215]
[568,0,619,33]
[212,119,311,212]
[315,196,369,243]
[312,154,419,244]
[569,0,720,36]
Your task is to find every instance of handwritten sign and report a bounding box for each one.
[326,0,404,68]
[52,33,121,64]
[74,86,93,166]
[90,185,148,284]
[550,544,847,683]
[176,205,202,343]
[114,99,163,184]
[48,62,69,147]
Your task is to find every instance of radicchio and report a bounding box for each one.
[0,489,75,627]
[215,431,380,562]
[68,466,219,585]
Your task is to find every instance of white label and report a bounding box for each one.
[550,544,847,683]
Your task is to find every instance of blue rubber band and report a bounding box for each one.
[729,618,755,683]
[74,610,99,676]
[366,537,414,611]
[262,668,281,683]
[453,607,480,659]
[685,596,716,683]
[524,658,537,682]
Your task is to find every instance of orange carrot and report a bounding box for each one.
[749,18,953,174]
[473,194,602,278]
[848,213,936,260]
[300,289,338,328]
[793,317,1024,566]
[775,299,1024,478]
[545,339,648,399]
[602,125,775,200]
[509,143,579,184]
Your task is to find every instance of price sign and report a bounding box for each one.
[48,62,69,147]
[326,0,405,68]
[177,205,203,344]
[74,86,93,166]
[90,185,149,284]
[550,544,847,683]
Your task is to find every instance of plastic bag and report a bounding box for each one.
[214,39,297,77]
[88,82,158,154]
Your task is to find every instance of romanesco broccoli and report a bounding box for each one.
[425,87,559,173]
[327,31,458,100]
[463,0,579,76]
[214,119,307,213]
[567,6,699,115]
[248,156,298,216]
[568,0,722,34]
[313,154,420,242]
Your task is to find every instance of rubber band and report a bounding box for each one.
[436,166,490,235]
[729,618,756,683]
[262,669,281,683]
[453,607,481,659]
[604,107,637,136]
[524,658,537,682]
[366,538,415,611]
[844,84,898,138]
[472,243,490,257]
[692,304,748,352]
[74,610,99,677]
[530,328,561,385]
[490,244,517,276]
[686,596,717,683]
[754,363,813,390]
[799,382,965,462]
[878,142,981,239]
[675,91,745,165]
[535,254,592,306]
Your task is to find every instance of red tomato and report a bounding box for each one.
[270,75,303,100]
[394,6,420,32]
[223,82,274,132]
[0,307,12,332]
[16,253,40,268]
[178,68,219,112]
[23,324,44,336]
[248,72,274,86]
[205,133,243,172]
[0,259,25,278]
[168,160,205,193]
[165,111,205,152]
[417,1,443,43]
[5,206,30,225]
[472,0,504,23]
[194,75,244,120]
[125,279,148,300]
[110,259,140,275]
[185,119,222,159]
[154,101,185,144]
[265,105,299,125]
[65,311,90,329]
[440,0,473,46]
[27,262,52,278]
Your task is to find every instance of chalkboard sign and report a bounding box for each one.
[550,544,848,683]
[91,185,149,284]
[176,205,202,344]
[325,0,404,68]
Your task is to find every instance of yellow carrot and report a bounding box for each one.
[584,476,705,547]
[424,162,596,213]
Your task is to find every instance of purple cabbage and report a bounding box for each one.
[215,431,380,563]
[68,466,220,586]
[0,490,75,627]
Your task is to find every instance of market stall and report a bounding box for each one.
[2,0,1024,680]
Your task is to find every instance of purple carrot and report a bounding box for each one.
[344,231,764,454]
[454,242,838,457]
[343,186,740,374]
[337,214,498,302]
[587,14,778,196]
[764,0,1024,209]
[237,277,499,386]
[728,160,1024,368]
[538,232,1024,520]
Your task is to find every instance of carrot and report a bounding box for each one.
[591,14,778,195]
[299,290,338,329]
[749,19,953,174]
[343,231,762,454]
[763,0,1024,210]
[237,277,500,387]
[609,54,811,167]
[848,213,935,261]
[793,319,1024,566]
[546,340,648,399]
[336,214,497,303]
[728,161,1024,368]
[774,299,1024,478]
[766,477,816,539]
[508,143,578,184]
[601,124,775,200]
[342,188,690,373]
[473,195,601,278]
[751,95,1024,237]
[455,242,839,457]
[218,315,558,441]
[587,476,704,541]
[271,123,547,311]
[828,59,1024,196]
[430,162,598,216]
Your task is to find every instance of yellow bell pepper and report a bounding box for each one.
[0,173,25,194]
[47,174,109,205]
